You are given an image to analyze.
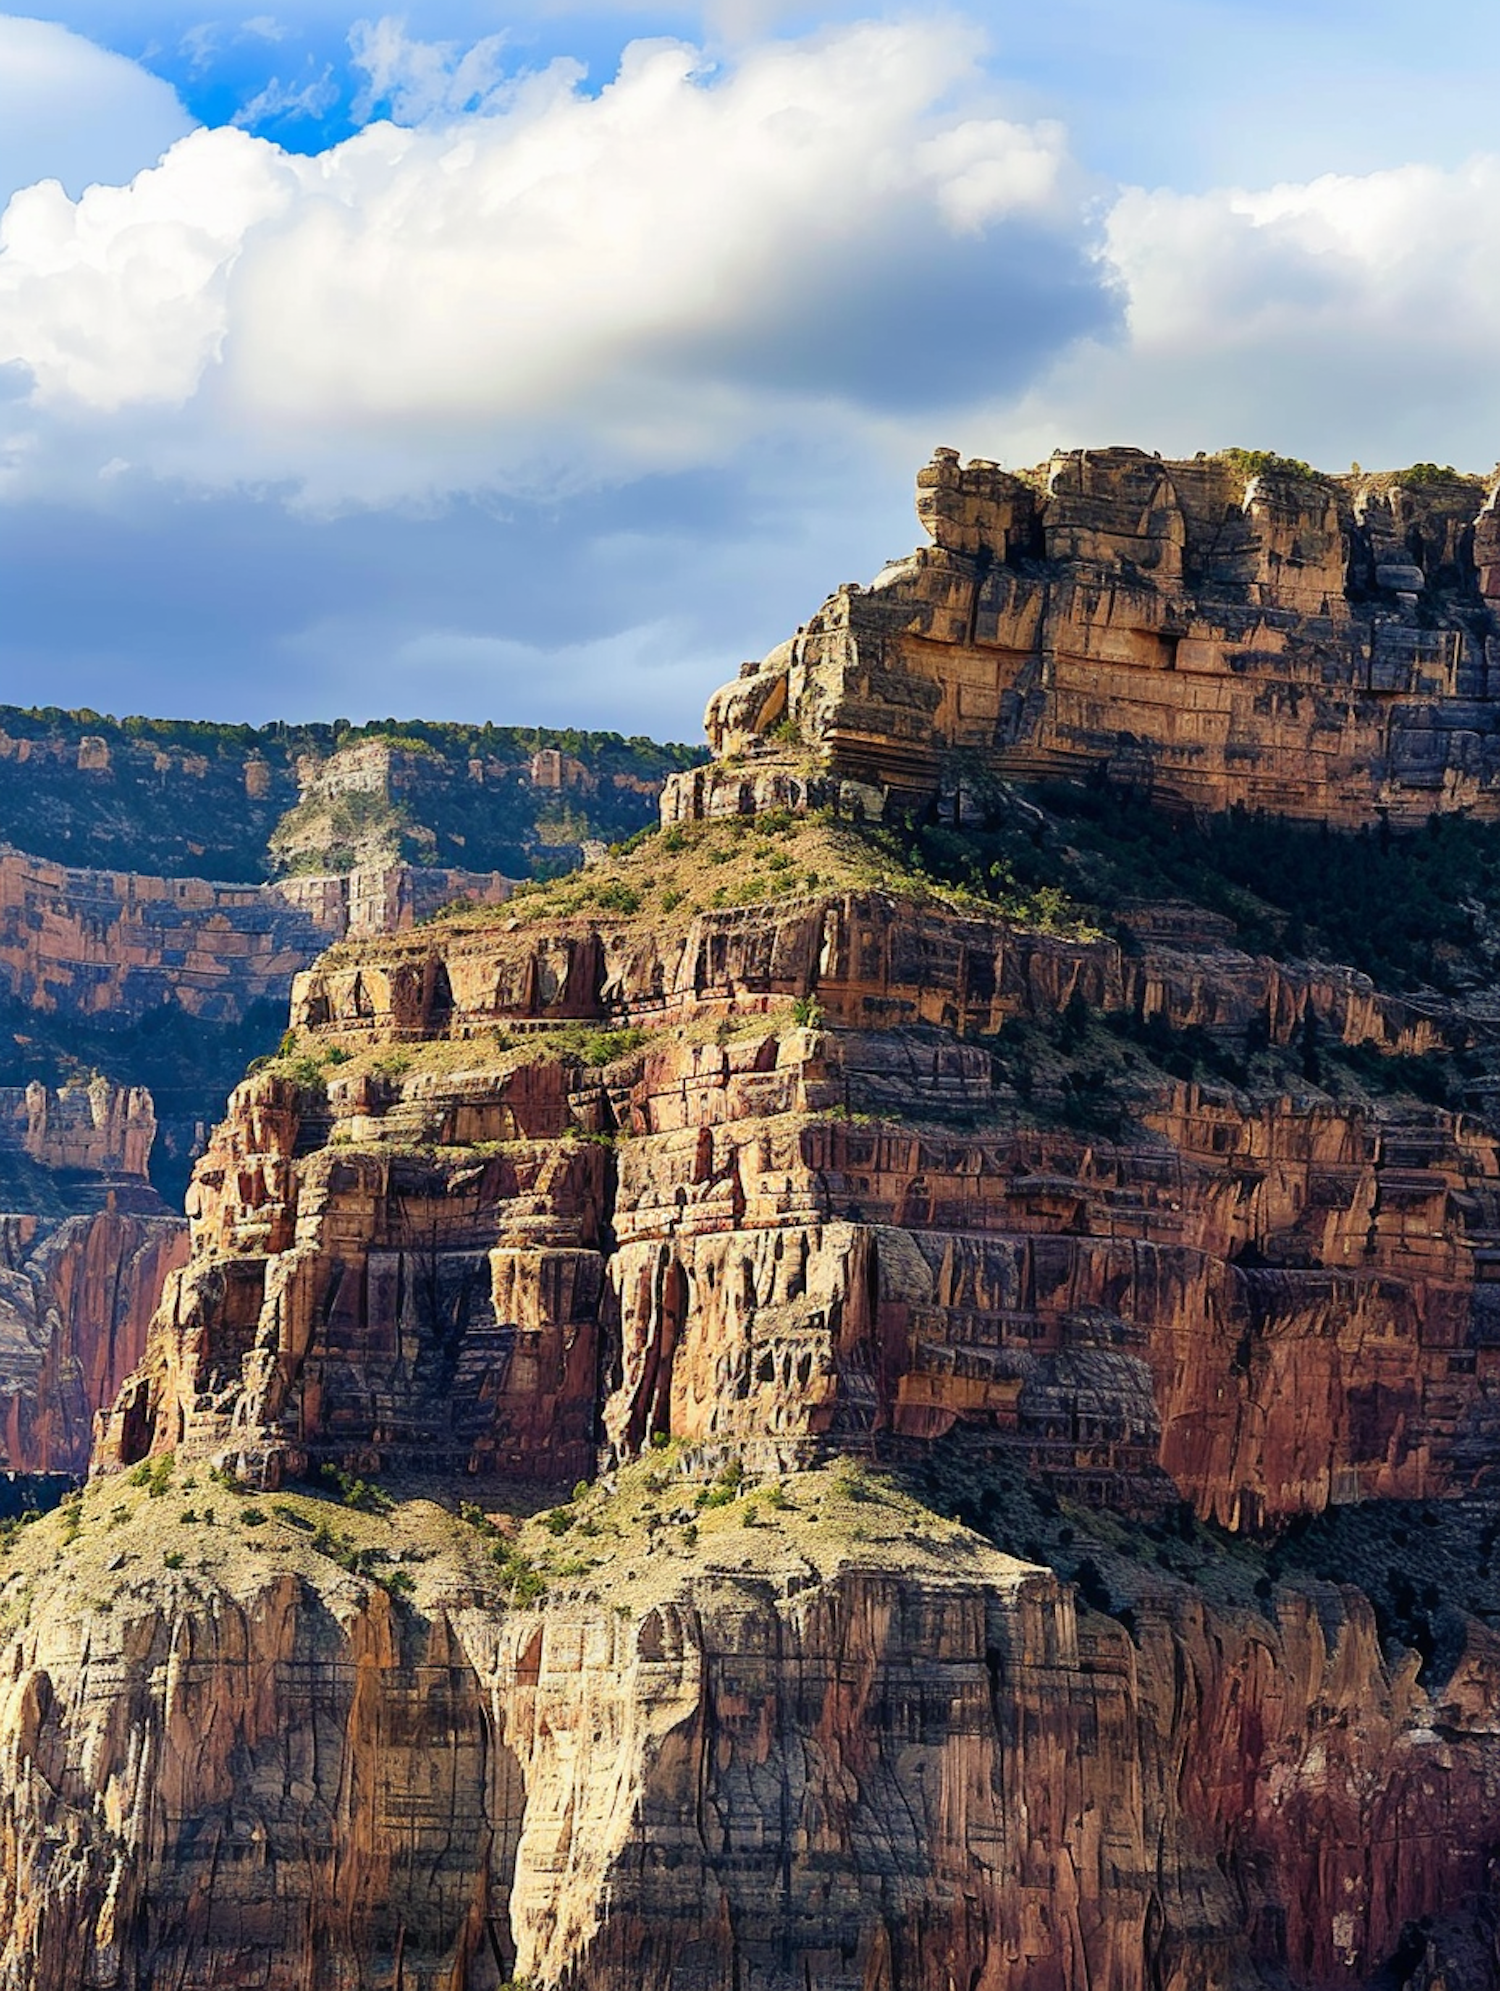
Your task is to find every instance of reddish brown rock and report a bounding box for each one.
[0,845,513,1026]
[56,445,1500,1991]
[0,1079,187,1472]
[0,1500,1497,1991]
[0,1206,187,1471]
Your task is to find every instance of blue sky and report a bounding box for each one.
[1,1,1498,738]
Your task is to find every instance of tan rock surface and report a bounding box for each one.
[0,1462,1497,1990]
[0,846,513,1026]
[688,449,1500,828]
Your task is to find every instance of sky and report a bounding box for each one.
[1,2,1498,740]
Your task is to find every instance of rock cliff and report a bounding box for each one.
[5,1456,1500,1991]
[15,445,1500,1989]
[0,710,699,881]
[699,448,1500,827]
[0,1080,187,1473]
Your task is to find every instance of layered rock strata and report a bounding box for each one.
[95,892,1500,1530]
[26,443,1500,1991]
[4,1456,1500,1991]
[694,448,1500,827]
[0,1080,187,1473]
[0,845,514,1027]
[0,1205,186,1471]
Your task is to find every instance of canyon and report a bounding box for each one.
[0,721,694,1467]
[8,447,1500,1989]
[0,1078,186,1473]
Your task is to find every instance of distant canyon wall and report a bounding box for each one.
[0,1077,187,1474]
[0,846,514,1026]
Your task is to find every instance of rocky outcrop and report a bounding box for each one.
[0,1207,187,1471]
[92,986,1500,1531]
[289,885,1454,1054]
[27,443,1500,1990]
[0,1078,156,1180]
[692,449,1500,828]
[1,1460,1499,1990]
[0,1079,188,1472]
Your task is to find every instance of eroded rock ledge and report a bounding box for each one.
[692,447,1500,827]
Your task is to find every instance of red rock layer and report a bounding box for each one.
[0,1207,187,1471]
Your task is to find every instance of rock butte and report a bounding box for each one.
[8,448,1500,1989]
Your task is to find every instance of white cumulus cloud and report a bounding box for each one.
[0,15,193,209]
[995,156,1500,473]
[0,16,1094,506]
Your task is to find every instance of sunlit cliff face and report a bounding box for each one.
[707,448,1500,826]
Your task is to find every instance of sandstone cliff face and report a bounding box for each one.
[88,851,1488,1534]
[0,1079,157,1182]
[0,1207,187,1472]
[0,845,514,1028]
[692,449,1500,828]
[1,1458,1497,1991]
[93,975,1500,1532]
[0,1080,187,1473]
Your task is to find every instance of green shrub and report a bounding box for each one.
[318,1464,392,1513]
[459,1500,501,1539]
[832,1462,874,1503]
[129,1454,176,1499]
[696,1460,745,1511]
[1218,446,1318,482]
[493,1544,547,1605]
[579,1026,646,1068]
[1399,461,1465,486]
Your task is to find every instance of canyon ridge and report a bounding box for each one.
[4,445,1500,1990]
